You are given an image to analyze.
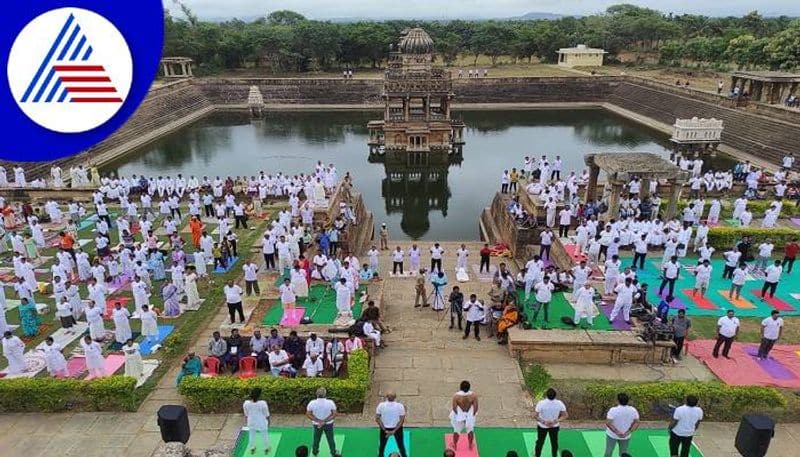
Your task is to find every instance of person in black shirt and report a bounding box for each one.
[284,330,306,370]
[449,286,465,330]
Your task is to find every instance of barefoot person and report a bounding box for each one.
[449,380,479,450]
[243,388,270,454]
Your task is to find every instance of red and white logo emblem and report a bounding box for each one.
[7,7,133,133]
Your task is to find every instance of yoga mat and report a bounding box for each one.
[470,264,495,282]
[724,219,741,227]
[137,359,161,388]
[279,307,305,326]
[791,218,800,228]
[240,430,282,456]
[721,291,756,309]
[3,299,22,311]
[65,356,88,378]
[109,332,141,350]
[214,256,239,274]
[562,243,588,263]
[0,352,46,379]
[384,431,411,457]
[104,296,132,320]
[106,273,132,295]
[578,430,607,457]
[688,340,800,388]
[444,434,479,457]
[680,289,717,310]
[743,347,797,380]
[317,434,345,457]
[139,325,175,356]
[596,302,632,331]
[750,291,795,311]
[34,322,89,351]
[85,354,126,380]
[654,291,686,310]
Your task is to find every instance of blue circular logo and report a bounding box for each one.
[1,0,163,161]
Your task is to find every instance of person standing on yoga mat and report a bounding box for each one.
[534,388,568,457]
[761,259,783,300]
[668,395,703,457]
[376,391,408,457]
[450,380,479,450]
[307,387,341,457]
[243,388,270,454]
[224,280,245,324]
[758,310,784,360]
[712,309,739,359]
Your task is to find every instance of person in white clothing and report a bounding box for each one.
[2,331,26,375]
[334,277,352,317]
[573,283,596,327]
[450,381,479,450]
[81,335,105,378]
[462,294,485,340]
[534,388,568,457]
[303,352,324,377]
[610,277,638,324]
[455,244,469,271]
[604,393,640,457]
[278,278,296,309]
[306,388,340,457]
[692,259,712,298]
[713,309,739,358]
[761,259,783,300]
[43,337,69,377]
[669,395,703,457]
[376,391,408,457]
[243,388,270,454]
[243,262,260,296]
[758,310,784,360]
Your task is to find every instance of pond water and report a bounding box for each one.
[106,109,732,240]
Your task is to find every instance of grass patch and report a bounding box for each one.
[522,363,552,398]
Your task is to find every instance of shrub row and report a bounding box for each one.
[0,376,137,412]
[178,349,371,413]
[707,226,799,249]
[577,381,786,421]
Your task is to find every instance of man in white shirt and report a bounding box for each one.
[761,259,783,300]
[610,277,638,325]
[658,256,681,298]
[534,388,568,457]
[303,352,324,377]
[728,262,748,300]
[604,392,640,457]
[305,333,324,355]
[539,228,554,261]
[223,280,245,324]
[533,276,555,328]
[669,395,703,457]
[306,388,340,457]
[722,249,742,279]
[242,261,260,296]
[558,208,571,238]
[712,309,739,358]
[692,259,712,298]
[462,294,485,341]
[376,391,408,457]
[758,310,784,360]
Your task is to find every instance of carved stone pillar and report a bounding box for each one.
[586,165,600,202]
[607,181,623,220]
[641,177,651,198]
[665,179,683,220]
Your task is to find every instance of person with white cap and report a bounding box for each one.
[380,223,389,250]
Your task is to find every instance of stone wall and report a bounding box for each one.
[195,77,383,105]
[482,193,540,258]
[454,76,617,103]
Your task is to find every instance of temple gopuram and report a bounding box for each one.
[368,28,465,160]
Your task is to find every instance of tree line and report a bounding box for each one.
[163,4,800,73]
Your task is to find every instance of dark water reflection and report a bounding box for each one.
[107,109,728,240]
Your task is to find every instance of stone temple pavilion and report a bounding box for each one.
[368,28,465,159]
[585,152,689,220]
[730,71,800,104]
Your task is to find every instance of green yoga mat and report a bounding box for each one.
[262,284,366,325]
[232,427,704,457]
[517,288,614,331]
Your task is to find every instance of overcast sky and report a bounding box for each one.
[176,0,800,20]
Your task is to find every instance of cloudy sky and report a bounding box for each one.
[176,0,800,20]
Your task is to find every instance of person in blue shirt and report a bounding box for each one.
[657,295,672,322]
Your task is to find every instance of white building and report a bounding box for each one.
[556,45,607,68]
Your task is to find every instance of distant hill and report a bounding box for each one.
[516,12,564,20]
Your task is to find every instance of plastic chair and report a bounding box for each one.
[238,356,258,379]
[203,356,221,377]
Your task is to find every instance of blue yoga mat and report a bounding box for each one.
[139,325,175,355]
[214,256,239,274]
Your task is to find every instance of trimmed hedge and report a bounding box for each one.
[582,381,787,421]
[523,364,552,398]
[707,226,799,249]
[0,376,137,412]
[178,349,370,413]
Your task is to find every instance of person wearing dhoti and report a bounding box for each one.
[85,300,105,341]
[51,166,63,188]
[42,337,69,377]
[243,388,271,454]
[112,302,132,344]
[334,278,352,317]
[290,264,309,298]
[81,336,105,378]
[122,339,144,380]
[449,381,479,450]
[13,166,26,188]
[162,283,181,317]
[140,304,159,344]
[184,268,201,310]
[455,244,469,271]
[313,178,327,207]
[573,283,597,327]
[2,331,26,375]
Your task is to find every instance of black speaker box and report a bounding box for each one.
[735,414,774,457]
[157,404,191,444]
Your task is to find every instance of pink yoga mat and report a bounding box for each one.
[445,434,479,457]
[66,354,126,379]
[85,354,125,380]
[280,307,306,326]
[104,296,132,320]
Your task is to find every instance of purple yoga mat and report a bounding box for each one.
[744,346,797,380]
[598,302,632,331]
[791,218,800,228]
[656,290,687,310]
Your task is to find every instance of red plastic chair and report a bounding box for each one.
[203,356,221,377]
[238,356,258,379]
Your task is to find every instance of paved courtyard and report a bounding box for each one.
[0,241,798,456]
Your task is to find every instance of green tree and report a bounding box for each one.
[267,10,306,26]
[765,20,800,69]
[470,22,515,66]
[435,32,462,65]
[726,34,768,69]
